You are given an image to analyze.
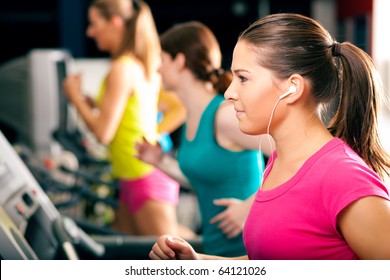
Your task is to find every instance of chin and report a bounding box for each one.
[238,124,260,136]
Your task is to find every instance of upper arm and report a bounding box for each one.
[215,101,273,155]
[338,195,390,259]
[157,89,186,134]
[95,60,136,143]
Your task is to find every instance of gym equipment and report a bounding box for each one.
[0,130,202,260]
[0,49,75,154]
[0,130,105,259]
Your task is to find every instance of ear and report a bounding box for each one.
[174,52,186,71]
[110,15,124,29]
[284,74,305,104]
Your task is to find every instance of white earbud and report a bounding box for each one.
[279,85,297,99]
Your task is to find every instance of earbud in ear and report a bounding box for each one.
[279,85,297,99]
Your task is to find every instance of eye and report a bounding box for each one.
[238,75,247,83]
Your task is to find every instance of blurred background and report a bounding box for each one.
[0,0,384,67]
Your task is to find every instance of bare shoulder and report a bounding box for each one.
[215,99,260,151]
[215,100,237,130]
[111,56,141,72]
[108,56,143,85]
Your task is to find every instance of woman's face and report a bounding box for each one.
[159,51,179,91]
[225,40,281,135]
[86,7,117,52]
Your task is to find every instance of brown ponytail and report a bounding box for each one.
[160,21,229,94]
[210,69,233,95]
[327,42,390,179]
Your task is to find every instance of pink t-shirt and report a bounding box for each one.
[243,138,389,260]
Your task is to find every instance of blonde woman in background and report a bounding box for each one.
[63,0,194,238]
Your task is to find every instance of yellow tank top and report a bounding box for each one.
[96,56,159,179]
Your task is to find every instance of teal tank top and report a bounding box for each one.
[177,95,263,257]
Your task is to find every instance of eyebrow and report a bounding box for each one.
[231,68,250,75]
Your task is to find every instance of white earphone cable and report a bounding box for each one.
[258,97,282,188]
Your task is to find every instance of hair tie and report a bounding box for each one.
[332,42,341,57]
[213,68,224,76]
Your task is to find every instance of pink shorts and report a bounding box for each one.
[119,169,180,214]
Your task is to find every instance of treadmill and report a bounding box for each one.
[0,130,202,260]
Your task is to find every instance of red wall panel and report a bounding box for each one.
[337,0,373,18]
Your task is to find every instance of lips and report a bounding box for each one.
[234,108,244,119]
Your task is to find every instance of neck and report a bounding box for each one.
[272,110,333,164]
[176,73,216,118]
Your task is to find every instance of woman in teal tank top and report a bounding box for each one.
[135,21,272,256]
[177,95,261,256]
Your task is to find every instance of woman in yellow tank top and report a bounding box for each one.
[63,0,194,238]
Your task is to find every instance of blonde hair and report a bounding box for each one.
[91,0,160,80]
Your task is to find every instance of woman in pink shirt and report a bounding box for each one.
[149,13,390,260]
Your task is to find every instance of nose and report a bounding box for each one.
[86,26,93,38]
[224,83,238,101]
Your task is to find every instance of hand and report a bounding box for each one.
[84,95,96,108]
[63,73,82,103]
[149,235,199,260]
[134,137,163,166]
[210,198,252,239]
